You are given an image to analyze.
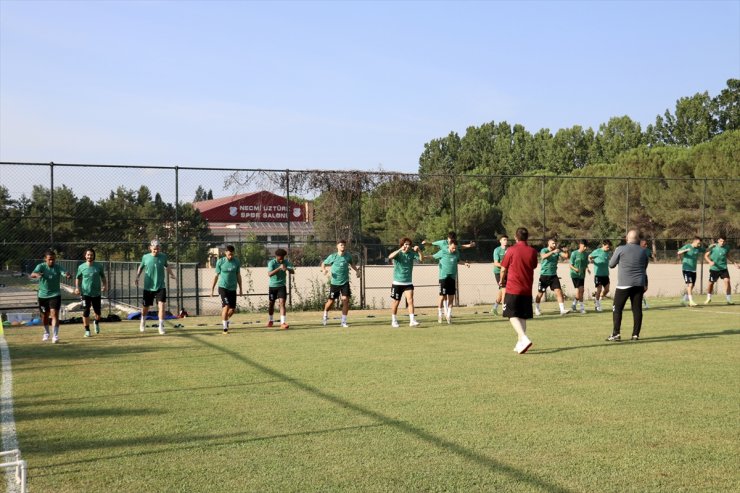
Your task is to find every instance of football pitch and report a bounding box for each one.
[3,300,739,492]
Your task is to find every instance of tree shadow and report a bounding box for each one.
[532,329,740,354]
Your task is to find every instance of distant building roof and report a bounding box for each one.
[193,191,309,223]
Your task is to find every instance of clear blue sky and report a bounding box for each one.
[1,0,739,179]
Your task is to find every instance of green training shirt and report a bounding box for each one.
[679,244,705,272]
[589,248,610,277]
[708,244,730,271]
[570,250,589,279]
[324,252,353,286]
[392,250,418,283]
[76,262,105,297]
[33,263,67,298]
[216,256,242,290]
[493,246,507,274]
[267,258,293,288]
[140,253,168,291]
[433,249,460,279]
[539,248,560,276]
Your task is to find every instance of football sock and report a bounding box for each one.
[341,315,347,324]
[52,326,59,338]
[222,320,228,330]
[392,315,398,323]
[558,302,565,312]
[280,315,285,324]
[409,313,416,322]
[268,315,274,322]
[43,325,50,335]
[726,294,732,302]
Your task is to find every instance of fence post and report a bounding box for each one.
[541,176,546,241]
[625,178,630,235]
[175,166,181,312]
[286,170,292,308]
[195,264,200,316]
[49,162,55,246]
[699,178,707,294]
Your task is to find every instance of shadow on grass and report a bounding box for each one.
[38,424,385,474]
[11,380,285,409]
[177,333,573,493]
[16,406,166,422]
[533,329,740,354]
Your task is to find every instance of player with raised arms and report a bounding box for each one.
[267,248,294,329]
[388,237,423,328]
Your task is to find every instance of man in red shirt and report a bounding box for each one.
[500,227,538,354]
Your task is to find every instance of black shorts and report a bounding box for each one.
[328,283,351,300]
[682,271,697,285]
[502,293,534,319]
[537,275,561,293]
[38,295,62,314]
[268,286,287,302]
[143,288,167,307]
[219,287,237,308]
[571,277,585,289]
[709,269,730,283]
[390,284,413,300]
[594,276,610,287]
[494,272,502,287]
[439,276,456,296]
[81,295,102,317]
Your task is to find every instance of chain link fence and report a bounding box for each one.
[1,162,737,315]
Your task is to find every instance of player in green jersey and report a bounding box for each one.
[74,248,107,337]
[388,237,423,327]
[569,240,590,314]
[432,240,470,324]
[30,250,71,343]
[491,235,509,315]
[421,231,476,252]
[135,239,176,335]
[534,238,570,316]
[588,239,612,312]
[267,248,295,329]
[322,239,361,327]
[211,245,243,334]
[677,236,705,307]
[704,236,738,304]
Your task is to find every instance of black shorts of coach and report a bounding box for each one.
[438,276,456,296]
[571,277,585,289]
[268,286,287,302]
[38,295,62,314]
[682,271,697,285]
[708,269,730,283]
[81,295,102,317]
[143,288,167,307]
[502,293,533,319]
[538,275,561,293]
[594,276,610,287]
[219,287,237,308]
[328,283,351,300]
[390,284,413,301]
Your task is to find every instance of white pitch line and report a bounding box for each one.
[0,336,21,493]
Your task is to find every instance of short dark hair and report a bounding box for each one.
[225,245,235,253]
[500,234,508,240]
[693,236,702,242]
[337,239,347,245]
[43,249,56,258]
[579,239,587,245]
[448,239,458,246]
[399,237,412,246]
[515,228,529,241]
[602,239,613,247]
[447,232,457,240]
[275,248,287,257]
[717,234,726,241]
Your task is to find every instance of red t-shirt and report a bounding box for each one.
[501,240,538,296]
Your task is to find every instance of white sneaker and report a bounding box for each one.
[140,325,146,333]
[515,338,532,354]
[595,305,603,312]
[409,320,420,327]
[580,308,586,314]
[341,323,349,328]
[560,309,570,315]
[391,321,400,328]
[158,326,166,335]
[534,307,542,316]
[42,333,50,342]
[438,314,443,323]
[446,315,451,325]
[52,336,59,344]
[322,315,328,326]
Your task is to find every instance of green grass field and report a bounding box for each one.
[3,299,739,492]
